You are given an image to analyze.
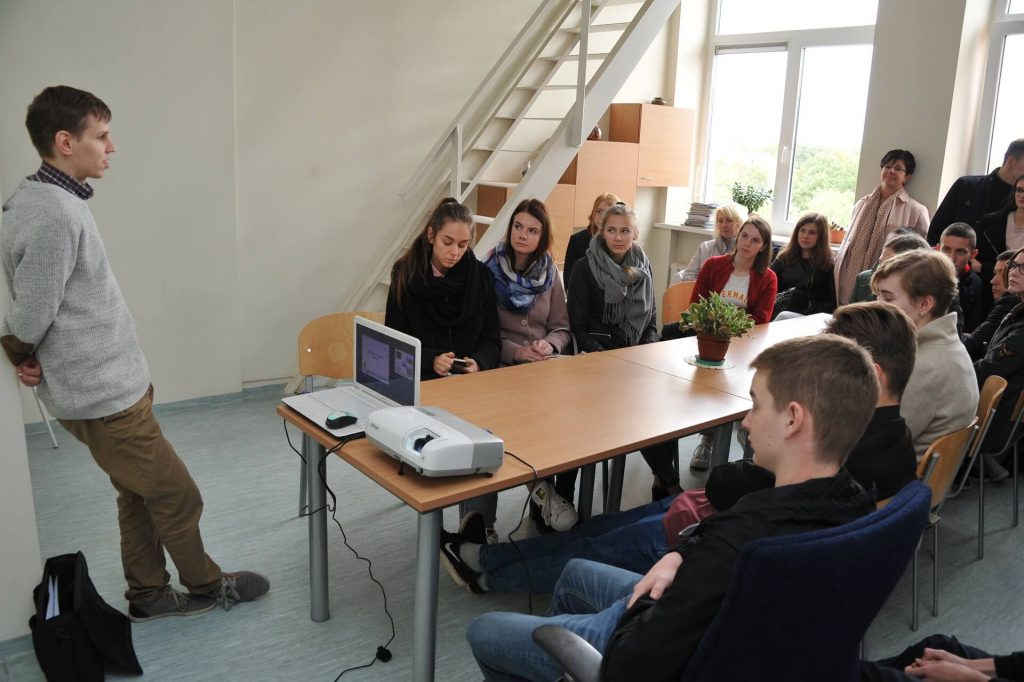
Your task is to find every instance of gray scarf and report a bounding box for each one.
[585,235,654,346]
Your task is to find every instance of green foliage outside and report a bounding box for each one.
[709,144,859,226]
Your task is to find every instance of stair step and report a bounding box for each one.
[472,214,495,225]
[473,146,540,154]
[494,115,564,121]
[469,181,518,189]
[561,22,630,33]
[515,84,580,91]
[538,53,610,62]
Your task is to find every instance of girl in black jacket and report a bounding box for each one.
[385,198,501,380]
[770,212,836,318]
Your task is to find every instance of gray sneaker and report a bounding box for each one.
[217,571,271,611]
[128,586,216,622]
[690,438,713,470]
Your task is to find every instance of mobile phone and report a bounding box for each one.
[451,357,469,367]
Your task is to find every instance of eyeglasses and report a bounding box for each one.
[882,164,907,175]
[1015,187,1024,194]
[1007,262,1024,274]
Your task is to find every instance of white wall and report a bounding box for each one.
[857,0,973,212]
[0,0,240,419]
[0,201,43,642]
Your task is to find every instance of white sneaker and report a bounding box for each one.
[530,481,579,532]
[690,437,713,470]
[484,526,499,545]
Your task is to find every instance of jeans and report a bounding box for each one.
[479,497,672,593]
[467,558,641,682]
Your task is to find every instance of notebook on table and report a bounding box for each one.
[282,316,421,437]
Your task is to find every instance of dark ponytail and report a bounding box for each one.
[391,197,474,305]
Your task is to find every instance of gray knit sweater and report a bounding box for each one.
[1,180,149,419]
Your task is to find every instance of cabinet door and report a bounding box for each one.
[572,141,639,225]
[545,184,576,268]
[636,105,693,187]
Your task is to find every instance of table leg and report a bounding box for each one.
[305,434,329,622]
[710,422,733,468]
[413,510,442,682]
[605,455,626,513]
[578,464,596,520]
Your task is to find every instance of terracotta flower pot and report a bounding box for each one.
[696,334,731,363]
[829,228,845,245]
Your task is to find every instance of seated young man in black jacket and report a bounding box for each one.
[863,633,1024,681]
[465,335,879,682]
[964,250,1017,360]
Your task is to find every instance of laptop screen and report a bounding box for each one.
[354,318,420,407]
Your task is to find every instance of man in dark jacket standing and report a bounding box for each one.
[927,139,1024,244]
[466,334,879,682]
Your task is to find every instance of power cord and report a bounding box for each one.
[282,420,396,679]
[503,450,540,615]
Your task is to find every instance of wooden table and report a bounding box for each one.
[278,315,826,682]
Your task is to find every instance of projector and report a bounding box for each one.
[365,406,504,477]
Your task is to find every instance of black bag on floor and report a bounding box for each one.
[28,552,143,681]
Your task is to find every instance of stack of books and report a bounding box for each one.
[683,202,718,229]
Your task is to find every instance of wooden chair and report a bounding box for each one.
[293,311,385,514]
[948,375,1006,559]
[977,389,1024,530]
[911,418,977,631]
[662,281,696,324]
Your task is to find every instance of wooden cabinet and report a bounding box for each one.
[477,184,577,266]
[609,103,694,187]
[559,141,638,227]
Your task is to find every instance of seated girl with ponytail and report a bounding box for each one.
[385,197,501,379]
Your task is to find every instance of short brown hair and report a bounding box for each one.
[751,335,879,464]
[26,85,111,158]
[825,302,917,401]
[871,249,957,317]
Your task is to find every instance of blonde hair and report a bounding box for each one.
[587,193,621,234]
[714,203,746,238]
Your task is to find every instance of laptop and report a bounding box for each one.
[282,316,421,437]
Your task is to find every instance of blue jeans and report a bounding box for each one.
[480,497,672,592]
[467,558,641,682]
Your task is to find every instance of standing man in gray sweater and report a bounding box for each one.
[1,86,268,622]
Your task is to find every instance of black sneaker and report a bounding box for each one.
[440,531,483,593]
[128,586,216,622]
[459,512,487,546]
[217,571,270,611]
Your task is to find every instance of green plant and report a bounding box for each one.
[730,182,773,215]
[679,292,755,339]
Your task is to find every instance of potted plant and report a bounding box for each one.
[730,183,773,216]
[679,292,755,363]
[828,220,846,245]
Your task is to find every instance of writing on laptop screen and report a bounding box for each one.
[355,321,418,406]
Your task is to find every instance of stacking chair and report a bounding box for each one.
[293,311,385,515]
[661,281,696,324]
[948,375,1006,559]
[977,390,1024,530]
[911,418,977,631]
[532,482,931,682]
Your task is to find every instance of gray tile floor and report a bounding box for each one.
[5,387,1024,680]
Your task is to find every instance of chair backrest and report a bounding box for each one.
[680,482,931,682]
[662,281,696,324]
[297,311,385,380]
[965,375,1007,463]
[915,418,978,511]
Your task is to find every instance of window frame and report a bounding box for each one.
[698,3,874,235]
[973,0,1024,173]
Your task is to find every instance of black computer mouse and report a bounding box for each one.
[325,411,357,429]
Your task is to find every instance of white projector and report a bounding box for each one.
[365,406,504,477]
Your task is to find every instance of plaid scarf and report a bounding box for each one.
[484,242,556,314]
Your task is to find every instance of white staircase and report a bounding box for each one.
[345,0,681,311]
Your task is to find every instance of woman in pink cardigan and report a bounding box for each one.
[688,216,778,469]
[834,149,930,304]
[483,198,576,533]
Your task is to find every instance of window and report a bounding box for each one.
[701,5,875,232]
[978,3,1024,171]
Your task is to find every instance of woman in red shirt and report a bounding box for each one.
[688,216,778,469]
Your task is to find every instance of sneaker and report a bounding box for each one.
[485,526,499,545]
[529,500,555,534]
[690,437,713,471]
[983,453,1010,482]
[530,481,578,532]
[128,586,216,623]
[440,531,483,593]
[216,571,270,611]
